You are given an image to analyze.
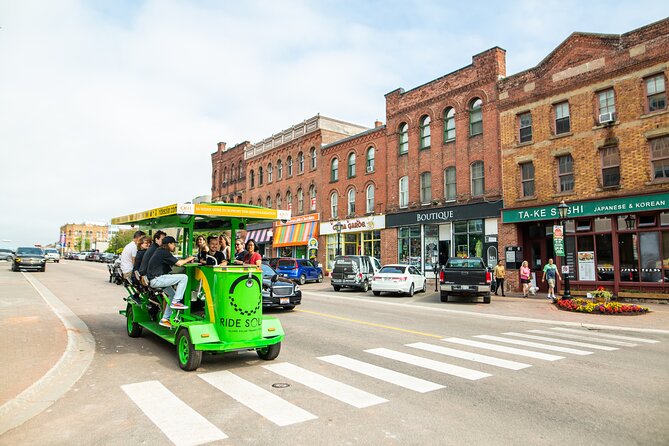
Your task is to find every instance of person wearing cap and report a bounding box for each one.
[146,236,195,328]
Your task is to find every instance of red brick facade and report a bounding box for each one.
[211,142,248,203]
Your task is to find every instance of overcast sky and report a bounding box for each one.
[1,0,667,248]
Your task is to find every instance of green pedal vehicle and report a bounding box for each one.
[112,202,292,371]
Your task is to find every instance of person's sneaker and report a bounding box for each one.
[159,318,172,328]
[170,302,188,310]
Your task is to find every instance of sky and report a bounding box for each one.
[1,0,668,249]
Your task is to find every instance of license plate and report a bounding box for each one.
[280,298,289,304]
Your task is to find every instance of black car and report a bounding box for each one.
[261,263,301,310]
[12,247,46,272]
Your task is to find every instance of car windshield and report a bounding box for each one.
[45,249,58,254]
[277,259,296,268]
[379,266,406,274]
[0,249,12,253]
[261,264,277,277]
[446,258,485,268]
[17,247,43,255]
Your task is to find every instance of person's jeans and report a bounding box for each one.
[495,278,505,295]
[150,274,188,320]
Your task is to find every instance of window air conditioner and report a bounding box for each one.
[598,112,615,125]
[366,166,374,173]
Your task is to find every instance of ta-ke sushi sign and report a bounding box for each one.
[502,192,669,223]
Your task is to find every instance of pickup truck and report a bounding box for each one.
[439,257,492,304]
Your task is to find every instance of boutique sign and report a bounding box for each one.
[386,201,502,228]
[502,192,669,223]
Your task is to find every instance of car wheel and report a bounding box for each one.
[177,328,202,371]
[12,264,17,272]
[373,291,381,296]
[407,284,414,297]
[483,293,491,304]
[440,292,449,303]
[333,285,341,291]
[257,342,281,360]
[283,305,295,311]
[317,273,323,283]
[361,281,369,292]
[126,304,143,338]
[299,274,306,285]
[40,266,46,272]
[421,280,426,293]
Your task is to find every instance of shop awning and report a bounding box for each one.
[245,228,273,244]
[272,221,318,247]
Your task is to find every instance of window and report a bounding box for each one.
[277,159,283,179]
[366,184,375,213]
[600,146,620,187]
[555,102,571,134]
[250,170,255,188]
[420,115,431,149]
[444,167,456,201]
[238,161,243,179]
[258,167,263,185]
[420,172,432,204]
[223,167,228,183]
[399,176,408,208]
[366,147,375,173]
[266,195,272,208]
[309,185,316,210]
[331,158,339,181]
[347,152,356,178]
[598,89,616,119]
[520,162,535,197]
[297,188,304,213]
[398,123,408,154]
[557,154,574,192]
[267,163,273,182]
[285,191,292,209]
[276,193,282,209]
[298,151,304,173]
[347,188,356,216]
[454,219,484,258]
[646,74,667,112]
[310,147,317,169]
[443,107,455,141]
[650,136,669,180]
[287,156,293,176]
[330,192,338,219]
[469,98,482,136]
[257,198,262,206]
[470,161,484,196]
[519,112,532,143]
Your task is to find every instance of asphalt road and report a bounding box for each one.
[2,261,669,445]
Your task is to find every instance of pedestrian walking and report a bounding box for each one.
[493,260,506,296]
[519,260,531,298]
[542,258,561,302]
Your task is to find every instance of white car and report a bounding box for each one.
[371,264,427,297]
[76,252,88,261]
[44,248,61,263]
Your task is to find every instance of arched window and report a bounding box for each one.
[331,158,339,181]
[330,192,338,219]
[249,199,253,205]
[420,115,431,149]
[347,152,356,178]
[309,185,316,211]
[298,151,304,173]
[267,163,273,182]
[471,161,484,196]
[444,107,455,141]
[347,188,356,216]
[398,122,408,154]
[250,170,255,188]
[257,198,262,206]
[276,193,282,209]
[310,147,317,169]
[277,159,283,179]
[266,195,272,208]
[258,166,263,185]
[285,190,292,210]
[366,184,375,213]
[469,98,483,136]
[238,161,243,179]
[287,156,293,176]
[399,176,408,208]
[223,167,228,183]
[297,188,304,213]
[365,147,375,173]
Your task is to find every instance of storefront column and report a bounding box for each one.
[612,217,621,297]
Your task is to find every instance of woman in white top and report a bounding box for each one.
[219,234,231,261]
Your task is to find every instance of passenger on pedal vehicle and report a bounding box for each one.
[195,235,209,264]
[138,230,166,278]
[132,236,152,282]
[120,230,146,280]
[203,235,226,266]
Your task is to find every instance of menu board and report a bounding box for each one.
[578,251,596,281]
[564,237,576,280]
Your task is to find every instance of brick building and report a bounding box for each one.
[498,18,669,296]
[60,222,109,253]
[211,141,248,204]
[382,48,506,274]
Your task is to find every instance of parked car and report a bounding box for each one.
[0,248,14,261]
[44,248,61,263]
[371,264,426,297]
[264,257,279,269]
[85,252,101,262]
[12,246,46,272]
[331,255,381,292]
[98,253,117,263]
[261,263,302,310]
[76,252,88,261]
[274,258,323,284]
[440,257,492,304]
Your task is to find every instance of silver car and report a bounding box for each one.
[0,248,14,261]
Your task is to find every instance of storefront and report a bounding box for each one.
[321,215,385,271]
[501,191,669,295]
[272,213,319,260]
[244,222,273,257]
[385,201,503,272]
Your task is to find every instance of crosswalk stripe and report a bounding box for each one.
[365,348,491,380]
[407,342,532,370]
[121,380,228,445]
[318,354,444,393]
[198,370,317,426]
[474,335,593,355]
[527,330,637,346]
[549,327,659,344]
[502,332,618,351]
[263,362,388,408]
[442,337,564,361]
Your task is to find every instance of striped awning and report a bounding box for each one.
[272,221,318,247]
[245,228,273,244]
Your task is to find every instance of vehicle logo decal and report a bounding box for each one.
[228,275,261,316]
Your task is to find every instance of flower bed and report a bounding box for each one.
[556,298,649,314]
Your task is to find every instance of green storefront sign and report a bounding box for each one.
[502,192,669,223]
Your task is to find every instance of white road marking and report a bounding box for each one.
[550,327,659,343]
[365,348,491,380]
[263,362,388,408]
[474,335,593,356]
[318,354,444,393]
[407,342,532,370]
[527,330,637,346]
[502,332,618,351]
[198,370,317,426]
[442,337,564,361]
[121,381,227,446]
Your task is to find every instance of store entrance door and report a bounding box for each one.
[526,223,555,293]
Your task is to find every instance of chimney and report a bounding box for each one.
[217,142,227,152]
[374,120,383,128]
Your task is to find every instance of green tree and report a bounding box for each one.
[84,239,91,251]
[107,229,134,254]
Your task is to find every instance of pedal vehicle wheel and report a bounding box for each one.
[299,274,306,285]
[257,342,281,360]
[283,305,295,311]
[333,285,341,291]
[407,284,414,297]
[177,328,202,371]
[317,273,323,283]
[126,304,143,338]
[440,292,449,303]
[373,291,381,296]
[361,281,369,292]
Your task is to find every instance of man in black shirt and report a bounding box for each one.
[203,235,226,266]
[147,236,195,329]
[138,230,166,278]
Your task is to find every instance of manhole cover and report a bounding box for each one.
[272,383,290,389]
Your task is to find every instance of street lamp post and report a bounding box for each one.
[333,222,343,256]
[557,200,571,300]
